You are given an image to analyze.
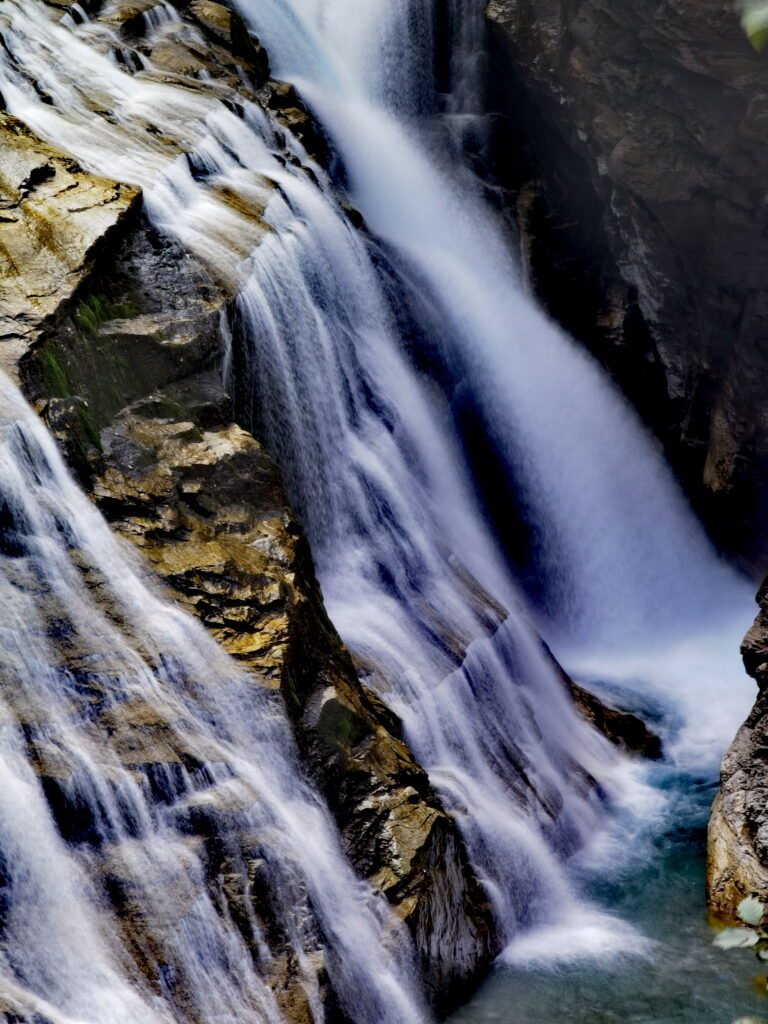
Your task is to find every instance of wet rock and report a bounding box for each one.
[709,582,768,916]
[183,0,270,79]
[1,86,494,1012]
[568,681,662,760]
[84,368,496,1006]
[542,643,662,759]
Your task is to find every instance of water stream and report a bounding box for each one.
[0,0,761,1019]
[0,374,426,1023]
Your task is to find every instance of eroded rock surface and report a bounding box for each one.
[0,112,139,375]
[709,581,768,915]
[485,0,768,565]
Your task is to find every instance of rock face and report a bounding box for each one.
[485,0,768,566]
[482,0,768,923]
[0,0,496,1015]
[568,681,662,760]
[709,582,768,915]
[0,112,139,376]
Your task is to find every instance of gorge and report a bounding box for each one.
[0,0,765,1021]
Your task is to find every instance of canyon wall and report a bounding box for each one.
[485,0,768,568]
[484,0,768,919]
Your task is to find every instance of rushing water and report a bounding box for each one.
[449,774,768,1024]
[0,375,426,1023]
[0,0,761,1020]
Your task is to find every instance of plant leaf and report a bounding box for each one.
[741,3,768,50]
[738,896,766,926]
[714,927,760,949]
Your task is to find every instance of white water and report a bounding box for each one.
[0,379,427,1022]
[0,0,758,1015]
[229,0,756,761]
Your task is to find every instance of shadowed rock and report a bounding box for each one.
[485,0,768,566]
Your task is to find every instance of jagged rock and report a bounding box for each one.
[0,112,139,376]
[183,0,270,77]
[709,581,768,916]
[568,681,662,760]
[84,372,495,1009]
[539,642,662,759]
[485,0,768,565]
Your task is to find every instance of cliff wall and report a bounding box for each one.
[485,0,768,566]
[484,0,768,922]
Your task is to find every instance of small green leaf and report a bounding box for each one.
[714,927,760,949]
[741,3,768,50]
[738,896,765,925]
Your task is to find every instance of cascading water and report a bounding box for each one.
[228,0,757,754]
[0,0,760,1019]
[0,0,644,958]
[0,374,428,1023]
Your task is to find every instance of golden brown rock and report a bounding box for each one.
[0,112,139,376]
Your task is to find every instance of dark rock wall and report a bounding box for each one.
[481,0,768,921]
[485,0,768,568]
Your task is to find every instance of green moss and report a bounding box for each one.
[317,697,369,753]
[74,292,135,334]
[132,396,187,422]
[37,344,70,398]
[281,668,304,718]
[75,404,103,452]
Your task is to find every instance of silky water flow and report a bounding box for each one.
[0,0,760,1020]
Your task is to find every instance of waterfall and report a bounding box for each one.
[228,0,756,761]
[0,374,428,1022]
[0,0,758,1012]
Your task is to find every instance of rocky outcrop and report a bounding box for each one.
[0,112,139,376]
[709,581,768,915]
[485,0,768,566]
[569,681,662,760]
[0,0,496,1014]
